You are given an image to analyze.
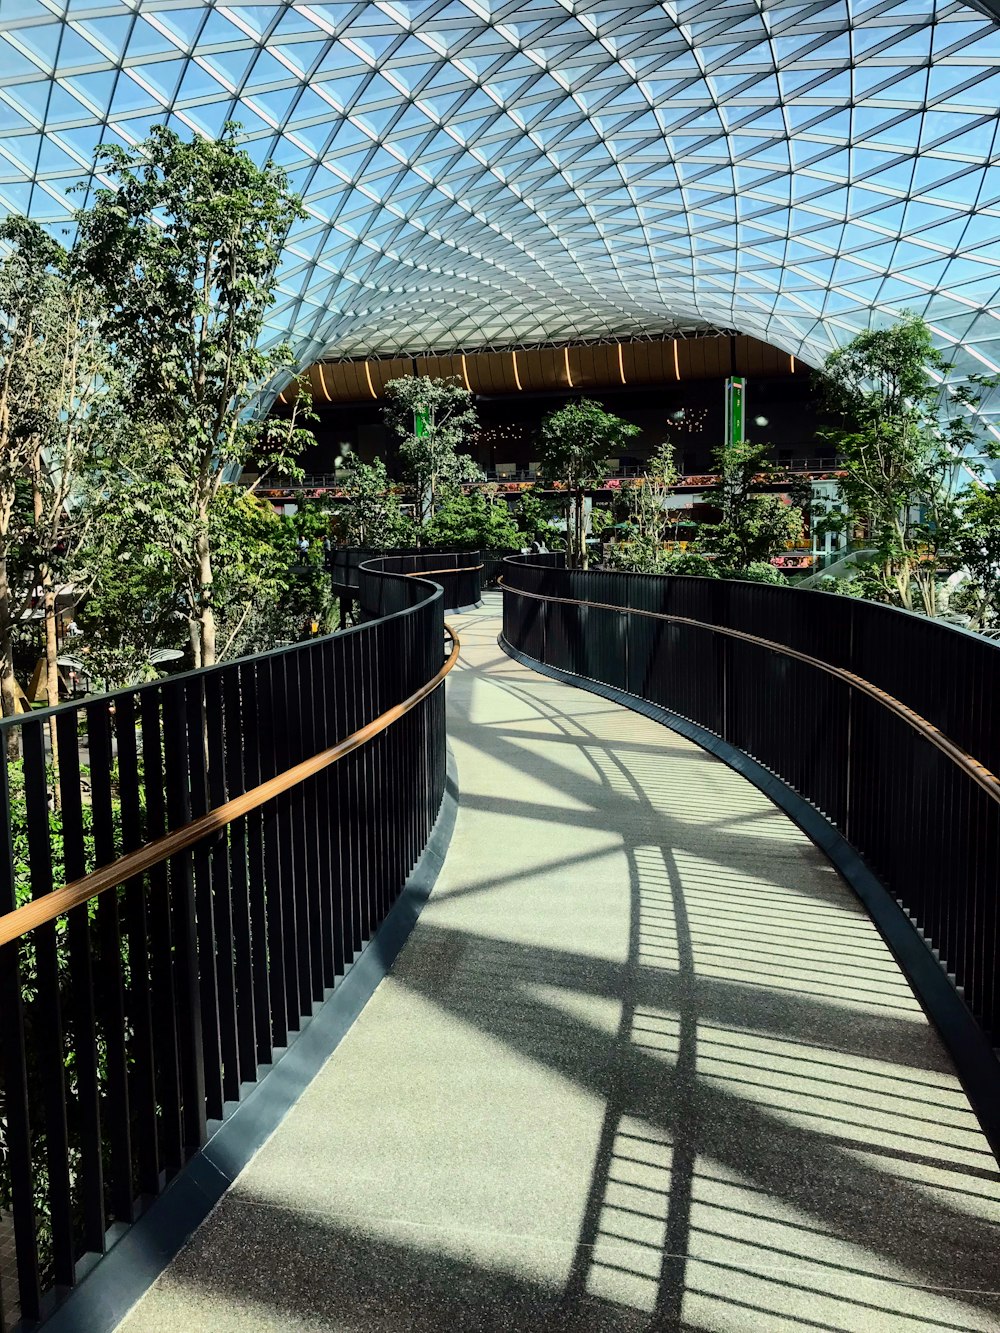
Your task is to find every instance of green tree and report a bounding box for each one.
[422,489,521,551]
[382,376,481,523]
[609,442,679,570]
[335,455,416,548]
[0,218,64,724]
[209,488,331,658]
[698,439,802,572]
[75,122,309,667]
[74,513,185,691]
[29,270,125,743]
[953,483,1000,629]
[819,314,997,614]
[537,399,639,568]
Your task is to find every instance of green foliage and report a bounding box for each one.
[537,399,639,567]
[422,489,521,551]
[75,123,311,667]
[74,521,184,691]
[336,456,417,548]
[726,561,788,585]
[953,483,1000,628]
[513,490,563,548]
[607,546,719,578]
[698,439,802,569]
[210,489,333,657]
[605,441,681,571]
[818,313,999,615]
[382,376,481,522]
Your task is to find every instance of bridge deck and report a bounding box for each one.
[120,596,1000,1332]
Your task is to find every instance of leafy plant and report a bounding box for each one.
[698,438,803,570]
[818,314,999,614]
[382,377,481,522]
[537,399,639,568]
[335,456,417,548]
[422,489,521,551]
[75,122,310,667]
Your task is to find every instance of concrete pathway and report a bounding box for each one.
[121,595,1000,1332]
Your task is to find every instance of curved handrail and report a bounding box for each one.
[0,623,460,948]
[406,564,485,577]
[500,578,1000,807]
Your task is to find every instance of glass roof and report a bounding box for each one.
[3,0,1000,398]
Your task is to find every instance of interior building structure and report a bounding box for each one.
[2,5,1000,1333]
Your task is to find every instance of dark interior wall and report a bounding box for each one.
[292,371,826,478]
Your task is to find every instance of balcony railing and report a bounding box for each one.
[0,563,454,1329]
[500,555,1000,1153]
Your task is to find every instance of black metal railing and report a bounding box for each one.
[0,564,453,1328]
[501,556,1000,1050]
[329,548,483,614]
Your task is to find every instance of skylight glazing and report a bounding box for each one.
[2,0,1000,395]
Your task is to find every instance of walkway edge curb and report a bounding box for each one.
[36,747,461,1333]
[498,633,1000,1160]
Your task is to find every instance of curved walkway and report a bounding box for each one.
[121,596,1000,1332]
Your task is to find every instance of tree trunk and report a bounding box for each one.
[195,526,216,668]
[0,558,20,760]
[41,573,60,802]
[188,615,203,671]
[577,488,588,571]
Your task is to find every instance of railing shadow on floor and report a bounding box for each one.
[498,557,1000,1163]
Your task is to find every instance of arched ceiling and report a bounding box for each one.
[3,0,1000,400]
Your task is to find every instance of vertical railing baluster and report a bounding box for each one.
[141,688,182,1177]
[204,673,240,1105]
[0,744,41,1322]
[87,699,135,1224]
[223,666,259,1078]
[257,658,288,1048]
[55,709,105,1254]
[21,723,75,1289]
[161,685,207,1154]
[113,695,160,1201]
[184,679,223,1122]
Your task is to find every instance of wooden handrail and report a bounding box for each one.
[501,578,1000,807]
[404,565,485,576]
[0,626,460,949]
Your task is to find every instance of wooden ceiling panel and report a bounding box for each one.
[294,335,799,405]
[413,353,469,387]
[367,357,413,395]
[465,351,521,394]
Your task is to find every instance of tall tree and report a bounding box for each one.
[382,376,481,523]
[537,399,639,568]
[0,218,63,724]
[819,314,997,614]
[699,438,802,571]
[614,441,679,569]
[29,270,123,750]
[75,122,308,667]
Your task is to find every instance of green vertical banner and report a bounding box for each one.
[414,407,429,437]
[725,376,746,446]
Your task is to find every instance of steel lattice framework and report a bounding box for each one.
[2,0,1000,387]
